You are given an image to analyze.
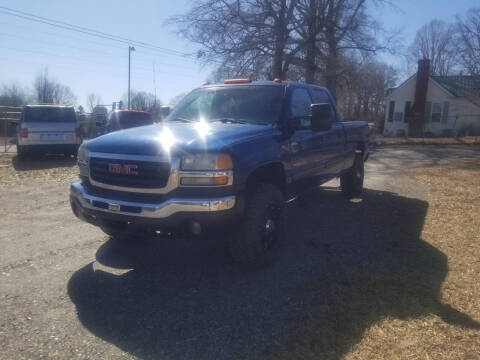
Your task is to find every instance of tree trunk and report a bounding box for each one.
[325,52,337,100]
[272,2,287,79]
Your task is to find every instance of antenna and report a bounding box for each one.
[153,61,157,107]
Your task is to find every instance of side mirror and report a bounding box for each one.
[311,103,334,131]
[160,106,170,118]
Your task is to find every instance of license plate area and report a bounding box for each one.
[40,133,63,142]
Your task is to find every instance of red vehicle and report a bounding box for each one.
[105,110,154,133]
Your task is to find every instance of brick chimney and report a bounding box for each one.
[409,59,430,137]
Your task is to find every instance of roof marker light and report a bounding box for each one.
[274,78,282,83]
[224,78,252,84]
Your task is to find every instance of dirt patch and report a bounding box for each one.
[0,154,77,189]
[373,135,480,147]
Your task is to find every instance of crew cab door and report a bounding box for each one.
[310,88,346,176]
[285,87,325,189]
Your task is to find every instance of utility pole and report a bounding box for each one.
[128,46,135,109]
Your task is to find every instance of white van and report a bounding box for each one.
[17,105,82,158]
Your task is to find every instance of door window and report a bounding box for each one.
[312,89,330,103]
[290,88,312,129]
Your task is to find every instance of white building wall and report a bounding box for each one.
[384,76,480,136]
[383,75,416,136]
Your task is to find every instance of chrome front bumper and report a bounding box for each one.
[70,181,236,219]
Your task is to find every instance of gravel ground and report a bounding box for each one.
[0,147,479,360]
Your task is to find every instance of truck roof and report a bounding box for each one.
[202,80,328,91]
[24,104,74,108]
[113,110,150,114]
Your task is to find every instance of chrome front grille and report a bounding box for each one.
[89,157,170,189]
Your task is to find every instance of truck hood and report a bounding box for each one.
[83,121,274,155]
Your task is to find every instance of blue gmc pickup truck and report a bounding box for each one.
[70,80,369,268]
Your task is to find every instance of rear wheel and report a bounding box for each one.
[67,145,79,158]
[228,183,285,269]
[340,154,364,197]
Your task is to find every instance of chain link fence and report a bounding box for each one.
[0,106,21,153]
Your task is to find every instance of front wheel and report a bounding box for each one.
[228,183,285,269]
[340,153,364,197]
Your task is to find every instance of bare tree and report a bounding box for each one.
[52,84,76,105]
[170,0,394,98]
[123,90,163,119]
[0,83,30,106]
[34,69,55,104]
[408,20,458,76]
[86,93,102,112]
[168,0,299,80]
[456,8,480,76]
[336,58,397,127]
[169,92,187,107]
[33,69,76,105]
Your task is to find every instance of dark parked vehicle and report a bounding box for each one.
[70,80,369,268]
[105,110,154,133]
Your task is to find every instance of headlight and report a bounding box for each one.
[77,146,89,165]
[181,153,233,171]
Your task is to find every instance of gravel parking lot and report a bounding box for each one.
[1,147,479,360]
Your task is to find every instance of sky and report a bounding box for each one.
[0,0,479,109]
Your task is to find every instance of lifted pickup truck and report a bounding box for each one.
[70,80,369,268]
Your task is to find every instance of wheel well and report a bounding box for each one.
[246,162,286,194]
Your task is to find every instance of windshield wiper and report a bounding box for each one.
[211,117,248,124]
[169,117,193,122]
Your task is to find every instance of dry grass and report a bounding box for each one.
[0,154,77,189]
[262,161,480,359]
[373,135,480,147]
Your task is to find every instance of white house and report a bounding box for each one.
[384,60,480,137]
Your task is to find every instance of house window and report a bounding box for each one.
[431,103,442,122]
[442,102,449,123]
[404,101,411,123]
[388,101,395,122]
[425,101,432,122]
[394,112,404,122]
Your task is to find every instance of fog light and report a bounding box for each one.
[189,221,202,235]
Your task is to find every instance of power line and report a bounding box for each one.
[0,5,222,65]
[0,21,126,51]
[0,48,202,80]
[0,32,202,71]
[0,20,202,66]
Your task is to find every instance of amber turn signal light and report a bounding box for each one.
[216,153,233,170]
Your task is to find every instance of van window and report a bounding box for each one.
[24,107,76,123]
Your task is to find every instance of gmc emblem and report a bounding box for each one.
[108,163,139,176]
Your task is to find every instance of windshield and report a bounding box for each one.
[110,112,153,128]
[24,107,76,123]
[167,86,284,125]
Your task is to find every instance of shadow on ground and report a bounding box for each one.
[12,154,76,171]
[67,187,479,360]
